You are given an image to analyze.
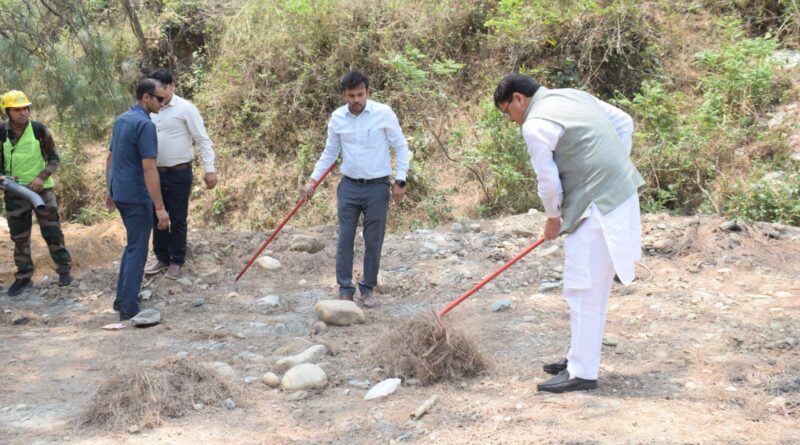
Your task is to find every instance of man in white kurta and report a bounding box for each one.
[494,73,643,393]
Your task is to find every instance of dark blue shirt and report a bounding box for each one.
[108,105,158,204]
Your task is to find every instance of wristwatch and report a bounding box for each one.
[394,180,407,188]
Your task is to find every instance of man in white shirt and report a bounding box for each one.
[145,69,217,279]
[302,71,410,308]
[494,73,644,393]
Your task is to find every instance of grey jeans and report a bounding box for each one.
[336,178,391,297]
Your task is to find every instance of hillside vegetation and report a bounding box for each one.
[1,0,799,229]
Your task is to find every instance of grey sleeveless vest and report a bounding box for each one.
[525,88,644,234]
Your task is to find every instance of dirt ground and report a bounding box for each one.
[1,209,798,445]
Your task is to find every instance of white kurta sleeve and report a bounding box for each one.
[521,118,564,218]
[595,99,634,155]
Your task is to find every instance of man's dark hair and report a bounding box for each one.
[135,78,160,100]
[493,73,540,107]
[149,68,174,85]
[341,70,369,91]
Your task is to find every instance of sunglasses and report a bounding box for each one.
[149,93,166,103]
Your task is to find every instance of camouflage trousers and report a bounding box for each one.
[4,189,72,280]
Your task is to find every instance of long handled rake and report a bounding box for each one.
[235,163,336,282]
[434,236,546,327]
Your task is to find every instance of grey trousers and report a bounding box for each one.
[336,178,391,297]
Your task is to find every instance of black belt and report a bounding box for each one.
[343,175,389,185]
[157,162,191,173]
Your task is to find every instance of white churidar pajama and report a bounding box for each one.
[522,90,641,380]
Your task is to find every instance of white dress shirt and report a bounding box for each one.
[310,100,410,181]
[150,94,216,173]
[522,88,641,288]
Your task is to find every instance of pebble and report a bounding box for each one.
[193,403,204,411]
[287,391,309,402]
[262,372,281,387]
[11,314,29,325]
[191,298,204,307]
[244,376,258,384]
[685,382,697,390]
[602,334,620,347]
[127,425,140,434]
[652,239,672,250]
[256,256,282,271]
[139,290,152,300]
[256,295,281,307]
[538,281,561,292]
[767,396,787,412]
[223,398,236,409]
[311,321,328,335]
[536,245,559,257]
[491,300,513,312]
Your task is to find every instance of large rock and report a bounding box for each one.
[289,235,324,253]
[131,308,161,327]
[257,256,281,271]
[273,337,314,356]
[200,361,237,379]
[314,300,366,326]
[281,364,328,390]
[276,345,328,370]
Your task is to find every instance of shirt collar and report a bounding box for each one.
[131,104,150,118]
[163,94,180,109]
[346,99,373,117]
[523,86,548,120]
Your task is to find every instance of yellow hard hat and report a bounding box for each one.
[1,90,32,112]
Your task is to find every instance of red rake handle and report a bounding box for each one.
[235,162,336,282]
[437,236,546,318]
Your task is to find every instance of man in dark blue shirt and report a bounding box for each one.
[105,78,170,320]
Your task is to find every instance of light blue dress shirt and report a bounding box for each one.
[310,100,410,181]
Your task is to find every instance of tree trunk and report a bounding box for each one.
[120,0,152,73]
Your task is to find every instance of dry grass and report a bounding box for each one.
[370,313,490,385]
[80,358,237,431]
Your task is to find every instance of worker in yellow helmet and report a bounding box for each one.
[0,90,72,296]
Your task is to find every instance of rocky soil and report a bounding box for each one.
[1,210,798,444]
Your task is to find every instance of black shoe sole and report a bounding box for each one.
[537,381,598,393]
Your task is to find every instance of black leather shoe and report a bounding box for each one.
[537,370,597,393]
[58,273,73,287]
[8,278,32,296]
[543,358,568,375]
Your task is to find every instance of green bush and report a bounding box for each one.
[722,168,800,225]
[617,21,785,216]
[460,100,538,216]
